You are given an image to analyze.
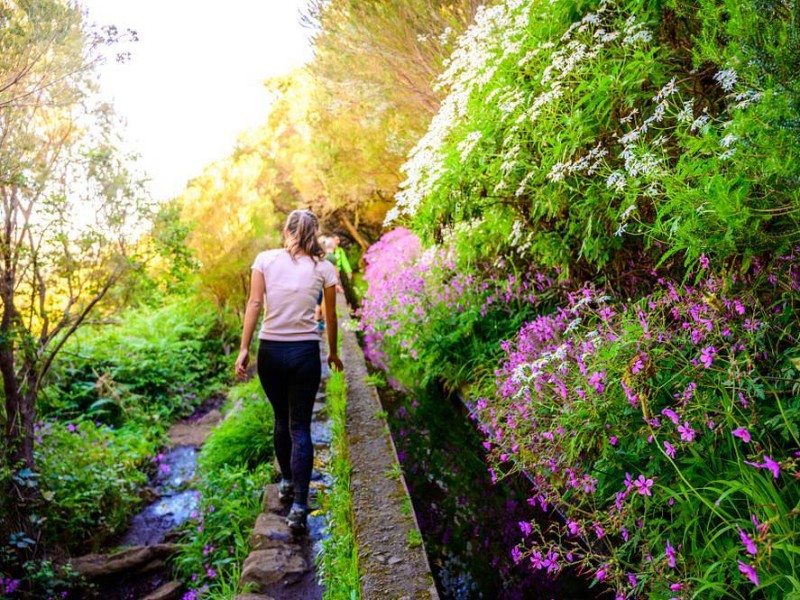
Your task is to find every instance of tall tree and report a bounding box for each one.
[0,0,146,554]
[302,0,485,237]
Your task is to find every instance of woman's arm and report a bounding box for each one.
[323,284,343,371]
[235,269,266,378]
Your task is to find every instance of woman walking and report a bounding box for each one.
[235,209,343,533]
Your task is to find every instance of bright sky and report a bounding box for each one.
[81,0,313,202]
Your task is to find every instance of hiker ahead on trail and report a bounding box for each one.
[235,209,343,533]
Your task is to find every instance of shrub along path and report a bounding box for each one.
[71,395,225,599]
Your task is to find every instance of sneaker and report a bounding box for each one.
[278,479,294,504]
[286,505,308,534]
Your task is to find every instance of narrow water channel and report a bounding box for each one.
[379,384,597,600]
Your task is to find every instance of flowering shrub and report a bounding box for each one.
[473,258,800,598]
[359,228,557,390]
[362,0,800,597]
[389,0,800,276]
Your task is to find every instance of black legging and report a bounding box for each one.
[257,340,321,506]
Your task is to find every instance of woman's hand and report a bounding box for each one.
[327,352,343,372]
[235,348,250,379]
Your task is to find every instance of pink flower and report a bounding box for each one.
[665,540,677,568]
[678,421,696,442]
[738,527,757,555]
[567,521,580,536]
[699,254,710,269]
[664,441,676,458]
[588,371,606,393]
[763,455,780,479]
[732,428,751,443]
[746,455,781,479]
[738,561,759,586]
[699,346,717,368]
[634,474,654,496]
[596,567,606,581]
[661,408,680,425]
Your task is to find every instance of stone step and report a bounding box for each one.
[141,581,182,600]
[240,547,310,590]
[250,512,297,550]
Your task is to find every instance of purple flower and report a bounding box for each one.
[732,428,751,443]
[738,560,759,586]
[699,254,710,269]
[518,521,532,536]
[700,346,717,368]
[588,371,606,393]
[661,408,680,425]
[746,455,781,479]
[738,527,757,555]
[664,441,676,458]
[634,474,654,496]
[511,546,523,564]
[593,522,605,539]
[678,421,696,442]
[609,436,618,446]
[543,549,560,574]
[567,521,580,536]
[665,540,677,568]
[596,567,606,581]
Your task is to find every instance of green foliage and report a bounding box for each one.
[198,390,274,472]
[173,378,276,598]
[172,463,273,598]
[393,0,800,280]
[35,420,159,551]
[318,371,360,600]
[42,297,232,425]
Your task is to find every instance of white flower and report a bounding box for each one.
[714,68,738,92]
[457,131,483,161]
[676,100,694,123]
[620,108,639,124]
[606,171,627,191]
[720,134,738,148]
[734,90,762,109]
[620,204,637,220]
[690,113,710,133]
[654,77,677,102]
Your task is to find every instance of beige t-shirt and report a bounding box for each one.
[252,249,338,342]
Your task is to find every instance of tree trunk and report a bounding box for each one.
[338,211,369,251]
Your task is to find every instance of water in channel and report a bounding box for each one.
[379,384,599,600]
